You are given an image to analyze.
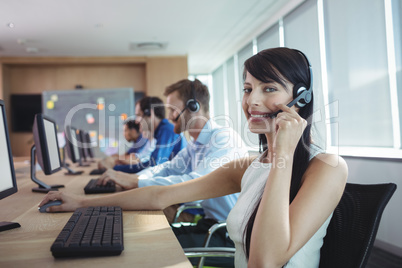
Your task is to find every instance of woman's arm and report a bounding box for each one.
[248,153,348,267]
[39,156,255,213]
[248,104,348,267]
[157,156,254,207]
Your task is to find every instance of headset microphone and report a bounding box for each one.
[174,107,187,122]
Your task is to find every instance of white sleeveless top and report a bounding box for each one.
[226,145,331,267]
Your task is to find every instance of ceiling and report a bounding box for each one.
[0,0,296,74]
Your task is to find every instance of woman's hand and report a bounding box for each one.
[273,103,307,157]
[38,191,83,212]
[97,169,139,190]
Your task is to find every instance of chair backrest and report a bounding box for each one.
[319,182,397,268]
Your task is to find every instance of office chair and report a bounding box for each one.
[173,202,205,224]
[175,202,233,267]
[319,182,397,268]
[184,221,234,268]
[184,182,397,268]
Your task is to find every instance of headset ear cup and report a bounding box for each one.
[293,83,309,108]
[304,91,312,104]
[186,99,200,113]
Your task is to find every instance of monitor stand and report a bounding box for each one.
[30,145,64,193]
[61,147,83,175]
[78,158,91,167]
[0,221,21,232]
[64,166,84,176]
[85,154,96,163]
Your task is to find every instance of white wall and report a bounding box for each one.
[344,156,402,256]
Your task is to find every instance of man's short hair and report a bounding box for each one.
[138,96,165,119]
[124,120,140,132]
[164,79,210,113]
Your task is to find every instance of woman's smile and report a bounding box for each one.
[247,110,273,123]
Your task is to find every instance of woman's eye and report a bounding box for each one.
[243,88,252,93]
[264,87,276,92]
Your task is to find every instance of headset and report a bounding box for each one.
[143,97,152,117]
[174,81,201,122]
[270,50,313,118]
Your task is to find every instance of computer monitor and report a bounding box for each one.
[84,131,95,159]
[76,129,92,165]
[62,125,84,175]
[78,129,88,161]
[80,130,95,163]
[0,99,21,231]
[66,128,89,167]
[31,114,64,193]
[65,125,82,164]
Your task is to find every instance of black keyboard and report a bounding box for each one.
[89,168,106,175]
[84,179,116,194]
[51,206,124,258]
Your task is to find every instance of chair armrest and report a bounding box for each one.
[204,222,227,247]
[185,221,231,267]
[184,247,235,258]
[173,202,204,223]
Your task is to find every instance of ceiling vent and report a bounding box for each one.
[26,47,39,53]
[129,42,168,50]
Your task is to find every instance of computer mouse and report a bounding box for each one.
[38,200,62,213]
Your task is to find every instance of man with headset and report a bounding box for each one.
[98,119,156,170]
[111,96,187,174]
[98,79,248,267]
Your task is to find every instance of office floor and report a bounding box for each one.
[367,247,402,268]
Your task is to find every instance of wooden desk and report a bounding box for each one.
[0,160,192,267]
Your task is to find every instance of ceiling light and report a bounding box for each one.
[129,42,168,50]
[7,22,15,28]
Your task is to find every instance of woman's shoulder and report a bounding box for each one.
[300,153,348,209]
[307,153,348,185]
[311,153,347,168]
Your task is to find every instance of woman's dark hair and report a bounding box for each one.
[242,47,314,259]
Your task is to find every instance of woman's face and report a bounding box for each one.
[242,71,295,134]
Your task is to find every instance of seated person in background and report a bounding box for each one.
[112,96,187,174]
[40,48,348,267]
[98,119,155,169]
[115,119,157,165]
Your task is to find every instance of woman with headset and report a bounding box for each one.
[40,47,347,267]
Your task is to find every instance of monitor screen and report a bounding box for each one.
[65,125,81,163]
[0,99,18,199]
[77,130,88,161]
[84,131,94,159]
[33,114,62,175]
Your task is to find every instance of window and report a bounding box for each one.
[324,0,392,148]
[257,23,280,51]
[204,0,402,158]
[283,0,327,149]
[225,57,242,135]
[237,42,258,149]
[211,66,225,123]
